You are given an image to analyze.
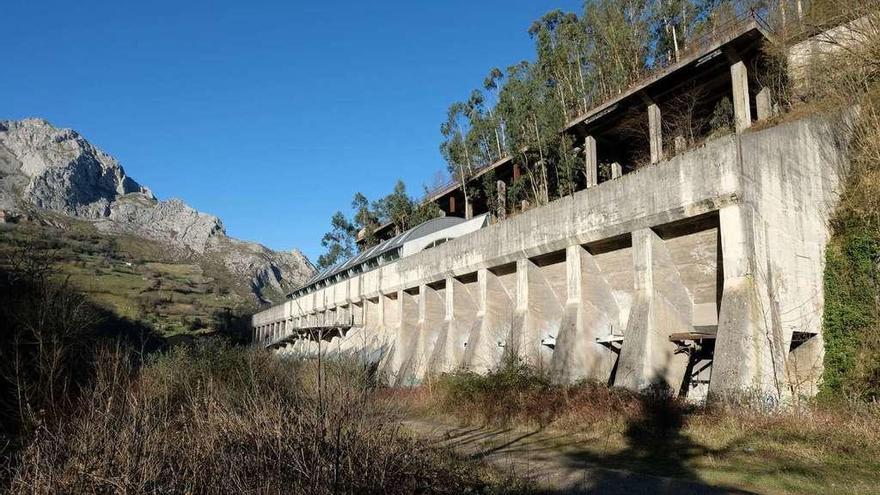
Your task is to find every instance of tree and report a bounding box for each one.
[441,102,475,217]
[317,211,356,269]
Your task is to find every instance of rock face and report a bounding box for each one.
[0,118,153,216]
[0,118,315,302]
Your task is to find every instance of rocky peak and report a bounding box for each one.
[0,118,315,302]
[0,118,153,217]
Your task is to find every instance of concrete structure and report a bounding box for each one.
[254,15,855,402]
[255,113,844,401]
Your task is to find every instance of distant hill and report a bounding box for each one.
[0,118,314,335]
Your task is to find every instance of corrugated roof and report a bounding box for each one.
[290,216,468,296]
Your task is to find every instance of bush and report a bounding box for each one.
[10,343,496,494]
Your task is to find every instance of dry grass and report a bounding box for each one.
[8,344,510,494]
[400,364,880,495]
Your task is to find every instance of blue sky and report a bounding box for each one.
[4,0,581,261]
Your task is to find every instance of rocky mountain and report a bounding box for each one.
[0,118,314,303]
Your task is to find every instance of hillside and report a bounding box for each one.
[0,118,315,336]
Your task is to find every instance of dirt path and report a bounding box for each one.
[404,419,757,495]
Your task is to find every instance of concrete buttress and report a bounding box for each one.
[615,229,693,392]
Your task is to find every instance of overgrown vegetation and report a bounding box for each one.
[316,0,800,268]
[406,359,880,494]
[792,0,880,399]
[317,181,442,269]
[0,218,256,339]
[9,344,509,494]
[0,248,521,493]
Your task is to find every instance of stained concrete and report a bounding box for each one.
[255,115,844,402]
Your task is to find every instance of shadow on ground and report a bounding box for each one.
[412,393,759,495]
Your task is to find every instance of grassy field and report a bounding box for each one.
[0,218,253,337]
[399,365,880,495]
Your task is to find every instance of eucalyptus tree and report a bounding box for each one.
[317,211,356,269]
[483,68,506,157]
[583,0,651,101]
[440,102,475,216]
[352,192,380,249]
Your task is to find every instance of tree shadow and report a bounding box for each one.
[546,387,757,494]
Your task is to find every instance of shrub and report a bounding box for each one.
[10,343,496,494]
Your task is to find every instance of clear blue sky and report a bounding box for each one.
[4,0,581,261]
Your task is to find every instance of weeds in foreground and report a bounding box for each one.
[402,360,880,494]
[9,344,514,494]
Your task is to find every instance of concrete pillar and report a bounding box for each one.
[549,246,620,384]
[509,259,564,370]
[674,135,687,155]
[610,162,623,180]
[584,135,598,187]
[648,101,663,164]
[429,277,478,374]
[756,87,774,121]
[410,285,445,382]
[463,269,513,373]
[710,205,786,400]
[730,57,752,132]
[496,180,507,220]
[615,229,692,393]
[387,291,418,384]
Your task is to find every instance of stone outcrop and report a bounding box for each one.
[0,118,314,302]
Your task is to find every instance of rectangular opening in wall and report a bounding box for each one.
[455,271,478,284]
[384,291,398,300]
[653,212,721,333]
[652,211,719,239]
[584,233,633,255]
[404,286,420,296]
[530,249,566,267]
[427,279,447,291]
[489,262,516,277]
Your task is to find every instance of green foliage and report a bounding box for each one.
[317,182,442,267]
[709,96,735,135]
[821,229,880,397]
[317,211,357,269]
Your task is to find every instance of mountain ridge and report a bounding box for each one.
[0,117,314,304]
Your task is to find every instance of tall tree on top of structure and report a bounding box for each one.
[441,102,475,217]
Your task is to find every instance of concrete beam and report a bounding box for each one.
[409,285,445,382]
[509,259,564,370]
[496,180,507,220]
[648,101,663,164]
[387,291,418,384]
[730,56,752,132]
[615,229,692,393]
[710,205,786,400]
[756,87,774,121]
[611,162,623,180]
[584,135,598,187]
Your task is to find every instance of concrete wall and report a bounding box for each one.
[255,116,843,402]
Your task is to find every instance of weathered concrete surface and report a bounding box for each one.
[615,229,692,392]
[255,116,842,401]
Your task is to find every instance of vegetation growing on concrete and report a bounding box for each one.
[792,0,880,399]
